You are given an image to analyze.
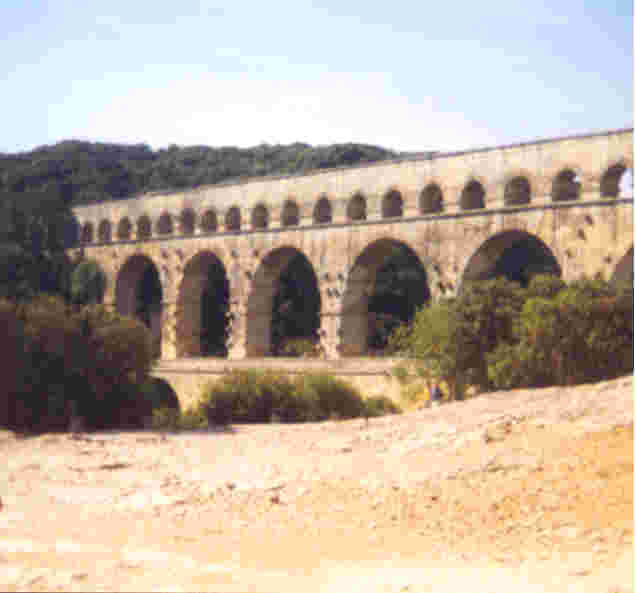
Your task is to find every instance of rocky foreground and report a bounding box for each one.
[0,375,633,592]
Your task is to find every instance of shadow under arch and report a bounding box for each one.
[611,246,634,288]
[246,247,321,357]
[340,238,430,356]
[176,251,230,357]
[116,254,163,358]
[460,230,562,292]
[148,377,181,412]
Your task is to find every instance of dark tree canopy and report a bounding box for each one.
[0,140,411,207]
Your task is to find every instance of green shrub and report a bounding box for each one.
[178,406,209,430]
[487,277,633,389]
[1,294,155,433]
[200,369,372,425]
[280,337,322,358]
[151,406,180,430]
[294,372,366,420]
[364,395,401,417]
[70,259,106,305]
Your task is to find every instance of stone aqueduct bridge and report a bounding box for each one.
[72,129,634,406]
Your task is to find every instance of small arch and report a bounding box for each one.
[117,217,132,240]
[281,200,300,226]
[313,196,332,224]
[200,209,217,233]
[461,230,561,290]
[225,206,241,231]
[552,169,581,202]
[382,189,403,218]
[156,212,174,235]
[148,377,181,412]
[419,183,443,214]
[137,215,152,239]
[180,208,196,235]
[97,220,112,243]
[601,164,627,198]
[504,176,531,206]
[251,204,269,229]
[80,222,94,244]
[347,193,367,221]
[460,180,486,210]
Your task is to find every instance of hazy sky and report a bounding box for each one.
[1,0,633,153]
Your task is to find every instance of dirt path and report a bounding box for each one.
[0,375,633,592]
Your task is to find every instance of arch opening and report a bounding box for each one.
[148,377,181,412]
[81,222,94,244]
[225,206,241,231]
[156,213,173,235]
[246,247,321,357]
[601,164,628,198]
[552,169,581,202]
[382,190,403,218]
[176,251,230,357]
[461,180,485,210]
[137,215,152,240]
[504,176,531,206]
[180,208,196,234]
[313,196,332,224]
[117,217,132,240]
[252,204,269,229]
[200,209,217,233]
[341,239,430,356]
[347,193,367,221]
[98,220,112,243]
[420,184,443,214]
[116,255,163,358]
[461,231,561,290]
[281,200,300,227]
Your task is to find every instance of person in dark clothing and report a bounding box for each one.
[430,383,442,407]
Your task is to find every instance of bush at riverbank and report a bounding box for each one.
[150,370,401,430]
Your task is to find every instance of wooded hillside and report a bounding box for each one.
[0,140,425,206]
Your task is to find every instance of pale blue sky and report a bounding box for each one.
[1,0,633,153]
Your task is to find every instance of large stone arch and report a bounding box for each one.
[460,230,561,290]
[611,245,634,288]
[340,238,430,356]
[246,246,321,356]
[116,254,163,358]
[176,251,230,357]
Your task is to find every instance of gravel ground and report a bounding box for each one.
[0,374,633,592]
